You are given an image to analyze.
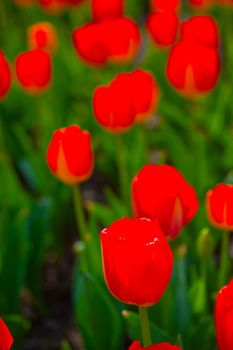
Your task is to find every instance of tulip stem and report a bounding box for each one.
[138,306,152,347]
[218,231,230,289]
[116,135,129,206]
[73,184,87,241]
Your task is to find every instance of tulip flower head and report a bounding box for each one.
[15,49,52,94]
[73,18,140,65]
[129,341,181,350]
[0,51,11,100]
[131,164,198,239]
[46,125,94,185]
[100,217,173,306]
[206,184,233,230]
[215,279,233,350]
[0,319,13,350]
[27,22,58,53]
[92,0,124,22]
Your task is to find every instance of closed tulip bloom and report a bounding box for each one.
[27,22,58,53]
[92,0,123,22]
[0,51,11,100]
[146,11,179,47]
[46,125,94,185]
[93,78,135,133]
[129,341,181,350]
[150,0,180,11]
[15,49,52,93]
[0,319,13,350]
[181,16,219,48]
[100,217,173,306]
[206,184,233,230]
[215,279,233,350]
[131,164,198,239]
[166,42,220,97]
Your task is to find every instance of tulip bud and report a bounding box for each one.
[215,279,233,350]
[146,11,179,47]
[196,228,214,258]
[100,217,173,306]
[92,0,124,22]
[46,125,94,185]
[131,164,199,240]
[0,51,11,100]
[27,22,58,53]
[0,319,13,350]
[129,341,181,350]
[206,184,233,230]
[15,49,52,94]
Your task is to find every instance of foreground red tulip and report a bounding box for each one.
[15,49,52,93]
[73,18,140,65]
[100,217,173,306]
[181,16,219,48]
[166,41,220,97]
[0,51,11,100]
[27,22,58,53]
[92,0,123,22]
[0,319,13,350]
[132,164,198,239]
[129,341,181,350]
[206,184,233,230]
[147,11,179,47]
[215,279,233,350]
[46,125,94,185]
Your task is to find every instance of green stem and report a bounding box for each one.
[138,306,152,347]
[218,231,230,289]
[73,184,87,241]
[116,134,128,206]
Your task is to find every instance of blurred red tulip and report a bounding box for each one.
[150,0,180,11]
[181,16,219,48]
[146,11,179,47]
[100,217,173,306]
[73,18,140,65]
[39,0,82,13]
[129,341,181,350]
[27,22,58,53]
[131,164,198,239]
[189,0,212,7]
[215,279,233,350]
[166,41,220,97]
[0,319,13,350]
[0,51,11,100]
[15,49,52,93]
[46,125,94,185]
[92,0,124,22]
[206,184,233,230]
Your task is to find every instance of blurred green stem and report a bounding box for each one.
[73,184,87,241]
[116,134,129,206]
[218,231,230,289]
[138,306,152,347]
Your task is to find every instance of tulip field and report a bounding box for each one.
[1,0,233,349]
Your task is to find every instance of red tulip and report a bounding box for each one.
[73,18,140,65]
[0,51,11,100]
[46,125,94,185]
[166,41,220,97]
[131,164,198,240]
[206,184,233,230]
[150,0,180,11]
[39,0,82,13]
[0,319,13,350]
[93,77,135,133]
[215,279,233,350]
[15,49,52,93]
[100,217,173,306]
[181,16,219,48]
[92,0,123,22]
[27,22,58,53]
[129,341,181,350]
[146,11,179,47]
[189,0,212,7]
